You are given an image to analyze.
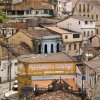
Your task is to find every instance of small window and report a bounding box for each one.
[90,21,93,24]
[96,14,98,21]
[85,21,88,24]
[15,63,18,66]
[74,44,77,50]
[73,34,80,38]
[65,35,68,39]
[96,29,98,35]
[79,21,80,25]
[69,44,71,50]
[91,15,93,19]
[84,31,86,37]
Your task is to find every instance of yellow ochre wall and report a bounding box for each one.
[18,62,76,95]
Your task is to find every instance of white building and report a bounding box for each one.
[0,59,18,83]
[57,0,72,19]
[84,55,100,99]
[0,27,17,38]
[26,27,62,54]
[57,16,96,47]
[36,35,62,54]
[46,26,83,56]
[0,43,31,83]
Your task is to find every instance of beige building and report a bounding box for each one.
[84,55,100,99]
[90,35,100,49]
[46,26,83,56]
[72,0,100,35]
[8,28,62,54]
[8,30,33,48]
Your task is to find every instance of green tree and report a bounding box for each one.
[0,10,6,23]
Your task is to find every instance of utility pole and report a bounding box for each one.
[6,36,11,91]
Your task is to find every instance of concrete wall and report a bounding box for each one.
[0,59,18,83]
[62,33,82,43]
[26,17,60,27]
[57,17,95,33]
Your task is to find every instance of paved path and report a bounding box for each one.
[0,82,13,99]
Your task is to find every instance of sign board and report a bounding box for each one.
[18,63,76,75]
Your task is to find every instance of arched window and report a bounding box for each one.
[44,44,48,53]
[38,44,41,54]
[51,44,54,53]
[57,43,60,52]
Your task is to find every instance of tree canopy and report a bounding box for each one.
[0,10,6,23]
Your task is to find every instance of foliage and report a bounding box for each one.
[48,0,58,5]
[0,10,6,23]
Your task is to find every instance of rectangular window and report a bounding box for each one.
[69,44,71,50]
[83,4,85,12]
[73,34,80,38]
[79,4,81,12]
[84,31,86,37]
[90,21,93,24]
[79,21,80,25]
[87,4,89,12]
[91,15,93,19]
[96,29,98,35]
[85,21,88,24]
[65,35,68,39]
[74,44,77,50]
[15,63,18,66]
[96,14,98,21]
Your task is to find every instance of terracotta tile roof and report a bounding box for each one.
[34,90,81,100]
[9,44,32,56]
[0,43,32,60]
[46,26,72,34]
[65,79,78,90]
[11,0,53,10]
[32,80,52,88]
[3,22,26,29]
[18,52,76,63]
[84,59,100,73]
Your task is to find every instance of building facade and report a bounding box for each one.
[57,16,96,47]
[57,0,72,19]
[8,28,62,54]
[18,52,77,95]
[4,0,54,22]
[84,55,100,99]
[46,26,82,57]
[71,0,100,35]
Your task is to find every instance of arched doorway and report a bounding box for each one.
[57,43,60,52]
[51,44,54,53]
[44,44,48,53]
[38,44,41,54]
